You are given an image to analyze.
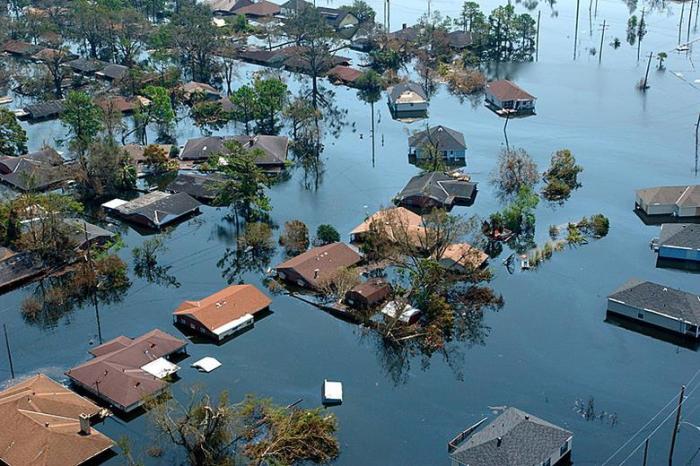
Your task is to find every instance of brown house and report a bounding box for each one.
[173,284,272,341]
[0,374,114,466]
[66,329,187,413]
[275,242,362,289]
[345,279,391,309]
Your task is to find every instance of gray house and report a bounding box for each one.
[654,224,700,263]
[448,407,572,466]
[395,172,477,211]
[408,126,466,162]
[485,80,536,114]
[607,279,700,338]
[636,185,700,218]
[387,82,428,116]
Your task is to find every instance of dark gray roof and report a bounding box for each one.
[0,249,45,292]
[451,408,571,466]
[408,126,466,152]
[396,172,476,207]
[63,219,114,249]
[116,191,202,228]
[448,31,473,49]
[24,100,64,120]
[389,81,427,103]
[317,7,356,28]
[166,173,224,201]
[179,136,226,161]
[659,224,700,250]
[180,135,288,168]
[0,149,69,192]
[65,58,107,74]
[388,25,421,42]
[98,63,129,81]
[608,279,700,325]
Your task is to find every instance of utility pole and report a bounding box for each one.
[694,112,699,175]
[642,52,653,90]
[595,0,599,17]
[689,0,695,42]
[387,0,390,33]
[679,1,686,45]
[599,19,607,64]
[574,0,581,60]
[84,222,102,345]
[536,10,541,61]
[669,385,686,466]
[642,438,650,466]
[427,0,431,17]
[3,324,14,379]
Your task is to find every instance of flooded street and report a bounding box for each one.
[3,0,700,464]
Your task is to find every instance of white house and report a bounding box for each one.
[485,80,536,114]
[408,125,466,162]
[387,82,428,116]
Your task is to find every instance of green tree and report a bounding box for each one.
[341,0,376,25]
[456,2,484,32]
[231,85,257,135]
[76,138,136,199]
[253,77,288,134]
[131,85,175,144]
[0,109,27,156]
[60,91,104,160]
[212,141,271,225]
[542,149,583,202]
[316,224,340,244]
[280,219,309,256]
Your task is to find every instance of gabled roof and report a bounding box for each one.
[2,39,40,56]
[317,7,357,28]
[206,0,251,12]
[451,407,571,466]
[23,100,65,120]
[486,80,536,102]
[97,63,129,81]
[174,284,271,334]
[178,81,221,101]
[65,57,107,73]
[387,24,421,42]
[678,185,700,208]
[0,148,69,192]
[659,223,700,250]
[441,243,488,270]
[388,81,427,104]
[66,330,187,411]
[122,143,173,165]
[232,135,288,166]
[636,185,690,205]
[166,173,224,202]
[327,65,363,84]
[0,374,114,466]
[408,125,466,152]
[350,207,425,241]
[396,172,477,207]
[111,191,201,228]
[179,136,226,161]
[608,279,700,325]
[232,0,280,17]
[275,242,362,288]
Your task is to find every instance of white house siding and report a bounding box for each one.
[393,102,428,113]
[608,299,695,335]
[636,195,675,215]
[659,246,700,262]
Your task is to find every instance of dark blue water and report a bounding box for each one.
[3,0,700,464]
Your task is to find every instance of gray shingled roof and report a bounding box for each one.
[166,173,224,201]
[389,82,427,103]
[408,126,466,152]
[659,224,700,250]
[451,408,571,466]
[608,279,700,325]
[116,192,202,228]
[396,172,476,206]
[98,63,129,81]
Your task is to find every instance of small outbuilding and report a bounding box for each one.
[322,379,343,405]
[345,279,391,309]
[349,206,424,244]
[173,284,271,341]
[655,223,700,263]
[408,125,466,163]
[380,301,421,324]
[448,407,572,466]
[607,279,700,338]
[485,80,536,114]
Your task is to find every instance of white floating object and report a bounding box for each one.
[141,357,180,379]
[322,379,343,405]
[192,357,222,373]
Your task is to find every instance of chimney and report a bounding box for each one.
[402,23,407,30]
[314,268,320,279]
[79,413,91,435]
[496,437,502,447]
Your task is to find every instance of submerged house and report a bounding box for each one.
[327,65,363,87]
[101,191,201,230]
[230,0,281,19]
[96,63,129,82]
[635,185,700,218]
[447,31,473,50]
[64,57,107,75]
[387,82,428,116]
[395,172,477,211]
[0,247,46,292]
[178,81,222,103]
[485,80,536,114]
[66,330,187,413]
[0,147,70,191]
[173,284,271,341]
[345,279,391,310]
[15,100,65,121]
[275,242,362,290]
[439,243,488,272]
[166,173,224,202]
[349,206,425,244]
[448,407,572,466]
[180,135,288,172]
[1,39,40,57]
[654,223,700,263]
[0,374,114,466]
[607,279,700,338]
[408,125,466,163]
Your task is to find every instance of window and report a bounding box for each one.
[560,440,569,455]
[542,459,551,466]
[638,312,644,319]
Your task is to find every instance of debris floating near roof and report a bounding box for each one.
[322,379,343,405]
[192,357,222,373]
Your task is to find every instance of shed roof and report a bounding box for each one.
[389,81,427,103]
[608,279,700,325]
[450,407,571,466]
[113,191,201,228]
[0,374,113,466]
[347,279,391,302]
[408,125,466,152]
[66,329,187,411]
[659,223,700,250]
[275,242,362,288]
[486,80,536,102]
[24,100,65,120]
[174,284,271,334]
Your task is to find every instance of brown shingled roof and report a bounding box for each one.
[232,0,280,16]
[0,374,113,466]
[275,242,362,288]
[174,284,271,332]
[486,80,536,101]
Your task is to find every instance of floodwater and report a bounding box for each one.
[3,0,700,464]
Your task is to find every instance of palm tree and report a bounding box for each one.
[355,70,384,166]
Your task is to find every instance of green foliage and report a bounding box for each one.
[341,0,375,24]
[253,77,288,134]
[0,109,27,156]
[316,224,340,244]
[280,219,309,256]
[500,186,539,234]
[356,70,384,105]
[76,138,136,199]
[60,91,104,157]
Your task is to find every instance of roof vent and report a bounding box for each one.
[496,437,502,447]
[663,287,668,292]
[79,413,91,435]
[524,415,529,420]
[314,268,320,279]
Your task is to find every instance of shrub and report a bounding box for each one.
[590,214,610,237]
[316,224,340,245]
[280,220,309,256]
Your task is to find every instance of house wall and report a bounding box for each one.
[636,195,676,215]
[392,101,429,113]
[175,314,216,340]
[414,148,466,160]
[338,15,358,28]
[608,299,697,336]
[659,246,700,262]
[678,205,700,217]
[276,268,312,289]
